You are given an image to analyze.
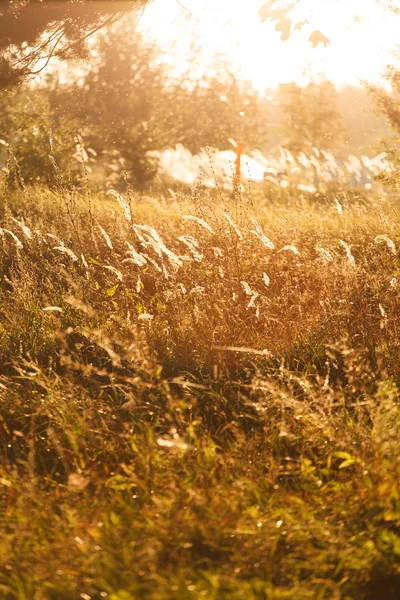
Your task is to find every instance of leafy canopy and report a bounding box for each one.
[2,0,398,90]
[0,0,149,88]
[258,0,397,46]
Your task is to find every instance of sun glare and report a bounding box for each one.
[139,0,400,89]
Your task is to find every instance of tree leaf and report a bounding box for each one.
[309,30,330,47]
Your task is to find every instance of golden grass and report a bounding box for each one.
[0,184,400,599]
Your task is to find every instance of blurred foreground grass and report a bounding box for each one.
[1,183,400,599]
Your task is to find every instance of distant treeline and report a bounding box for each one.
[0,20,393,190]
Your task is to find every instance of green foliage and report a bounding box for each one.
[0,85,80,184]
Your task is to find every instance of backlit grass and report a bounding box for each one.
[0,182,400,599]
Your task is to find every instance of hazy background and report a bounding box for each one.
[0,0,399,192]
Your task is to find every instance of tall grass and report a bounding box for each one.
[151,144,389,194]
[1,178,400,599]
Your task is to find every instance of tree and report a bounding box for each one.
[164,65,267,156]
[68,23,174,188]
[0,84,79,184]
[0,20,268,189]
[50,23,267,188]
[278,80,343,154]
[0,24,168,187]
[367,51,400,186]
[1,0,396,91]
[367,56,400,134]
[0,0,149,89]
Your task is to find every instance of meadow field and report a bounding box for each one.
[1,175,400,599]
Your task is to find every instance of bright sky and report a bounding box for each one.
[138,0,400,90]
